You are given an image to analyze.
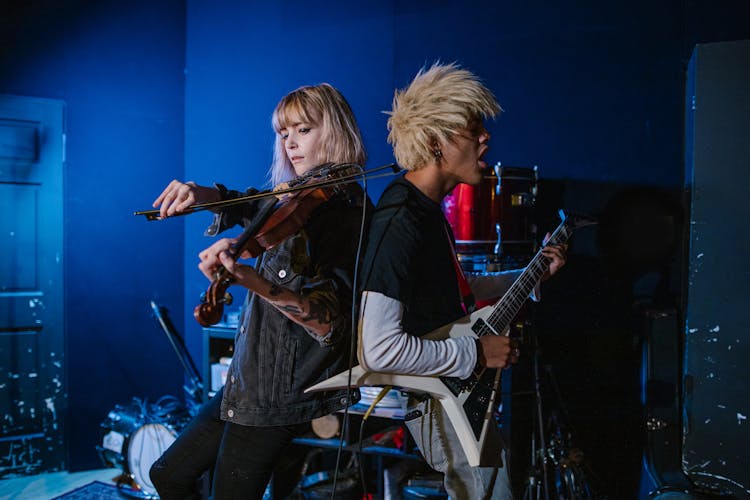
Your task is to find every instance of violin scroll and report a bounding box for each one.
[194,277,235,327]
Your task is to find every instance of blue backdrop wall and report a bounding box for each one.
[180,2,749,495]
[180,0,693,388]
[1,0,187,472]
[2,0,748,490]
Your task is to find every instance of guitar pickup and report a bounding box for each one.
[440,374,477,397]
[464,382,494,440]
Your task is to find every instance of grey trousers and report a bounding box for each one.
[404,396,513,500]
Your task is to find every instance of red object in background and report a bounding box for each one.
[368,426,405,450]
[443,171,501,255]
[442,164,538,257]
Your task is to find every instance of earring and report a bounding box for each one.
[433,149,443,160]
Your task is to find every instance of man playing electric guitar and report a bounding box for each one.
[357,63,567,499]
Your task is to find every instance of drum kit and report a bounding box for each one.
[97,302,202,498]
[97,397,193,498]
[445,164,600,498]
[442,162,539,272]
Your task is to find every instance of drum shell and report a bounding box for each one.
[97,405,142,468]
[126,422,177,495]
[442,165,537,257]
[97,404,182,497]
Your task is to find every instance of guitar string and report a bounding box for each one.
[485,222,571,334]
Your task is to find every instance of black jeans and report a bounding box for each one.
[150,388,309,500]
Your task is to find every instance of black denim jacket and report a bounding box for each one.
[211,183,364,426]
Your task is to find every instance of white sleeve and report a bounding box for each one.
[466,268,541,302]
[357,291,477,379]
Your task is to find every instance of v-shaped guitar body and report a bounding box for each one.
[306,305,507,467]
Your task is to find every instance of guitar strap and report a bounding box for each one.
[443,221,476,314]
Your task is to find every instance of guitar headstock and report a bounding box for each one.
[559,209,598,230]
[542,210,597,247]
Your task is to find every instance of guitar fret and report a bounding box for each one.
[484,221,571,334]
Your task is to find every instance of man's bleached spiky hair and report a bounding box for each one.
[386,62,501,171]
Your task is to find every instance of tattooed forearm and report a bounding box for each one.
[280,304,303,314]
[302,296,333,325]
[258,279,338,335]
[265,283,309,317]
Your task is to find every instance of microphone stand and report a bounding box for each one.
[150,300,204,412]
[524,313,550,500]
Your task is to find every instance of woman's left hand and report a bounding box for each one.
[198,238,261,291]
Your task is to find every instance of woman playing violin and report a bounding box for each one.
[149,83,368,499]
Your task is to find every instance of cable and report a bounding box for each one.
[356,385,393,497]
[331,165,370,499]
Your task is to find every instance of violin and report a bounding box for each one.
[194,163,365,327]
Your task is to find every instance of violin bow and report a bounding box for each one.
[134,163,401,221]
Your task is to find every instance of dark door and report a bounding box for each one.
[0,95,65,476]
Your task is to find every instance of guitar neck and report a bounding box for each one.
[484,219,570,335]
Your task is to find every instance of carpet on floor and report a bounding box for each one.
[52,480,147,499]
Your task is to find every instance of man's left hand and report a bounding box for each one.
[541,232,568,280]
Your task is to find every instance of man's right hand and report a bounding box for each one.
[477,335,519,369]
[152,180,220,219]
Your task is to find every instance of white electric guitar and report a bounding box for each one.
[306,211,594,467]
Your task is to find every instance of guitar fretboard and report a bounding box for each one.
[475,220,571,337]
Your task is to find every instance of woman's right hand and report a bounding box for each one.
[152,180,221,219]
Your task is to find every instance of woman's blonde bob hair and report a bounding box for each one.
[270,83,366,186]
[386,62,501,171]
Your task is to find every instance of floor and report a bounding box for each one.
[0,468,118,500]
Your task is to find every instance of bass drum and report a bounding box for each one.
[98,406,180,498]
